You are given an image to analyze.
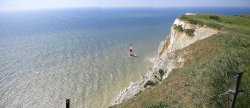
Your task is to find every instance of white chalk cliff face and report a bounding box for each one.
[112,16,219,106]
[160,19,219,55]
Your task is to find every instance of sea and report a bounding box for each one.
[0,7,250,108]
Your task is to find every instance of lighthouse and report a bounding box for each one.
[129,43,135,56]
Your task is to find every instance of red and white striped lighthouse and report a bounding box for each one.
[129,43,135,56]
[129,43,133,53]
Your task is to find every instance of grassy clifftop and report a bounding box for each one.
[111,14,250,108]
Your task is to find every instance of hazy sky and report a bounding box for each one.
[0,0,249,11]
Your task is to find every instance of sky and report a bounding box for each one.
[0,0,250,11]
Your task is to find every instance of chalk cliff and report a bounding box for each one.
[112,14,219,105]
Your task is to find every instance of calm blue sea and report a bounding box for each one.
[0,8,249,108]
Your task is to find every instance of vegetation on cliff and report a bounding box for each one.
[173,23,195,36]
[184,29,195,36]
[111,14,250,108]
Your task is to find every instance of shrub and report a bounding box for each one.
[209,15,220,21]
[159,69,164,78]
[173,24,183,31]
[185,29,195,36]
[144,80,157,88]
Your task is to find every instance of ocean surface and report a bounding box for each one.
[0,8,250,108]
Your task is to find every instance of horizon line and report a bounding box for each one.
[1,6,250,12]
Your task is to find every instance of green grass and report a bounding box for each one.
[111,14,250,108]
[185,29,195,36]
[180,15,205,25]
[143,102,169,108]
